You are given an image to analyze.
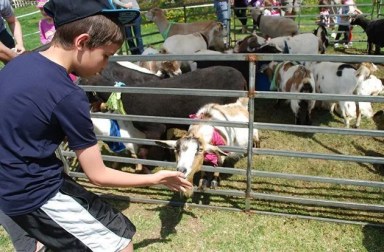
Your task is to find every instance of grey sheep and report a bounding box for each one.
[251,8,299,38]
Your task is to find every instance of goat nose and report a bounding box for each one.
[177,167,187,174]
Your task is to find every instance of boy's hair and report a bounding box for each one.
[51,14,124,50]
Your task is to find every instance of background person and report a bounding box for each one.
[232,0,260,33]
[213,0,230,30]
[334,0,361,48]
[281,0,301,19]
[36,0,55,45]
[0,0,25,53]
[122,0,144,55]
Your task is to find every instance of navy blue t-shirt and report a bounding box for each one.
[0,52,97,216]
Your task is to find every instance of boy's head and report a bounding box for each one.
[45,0,139,50]
[44,0,140,28]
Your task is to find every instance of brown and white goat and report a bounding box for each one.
[137,47,182,77]
[155,97,260,198]
[145,7,218,39]
[262,61,316,125]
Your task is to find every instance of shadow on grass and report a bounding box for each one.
[362,225,384,251]
[352,143,384,176]
[134,193,197,250]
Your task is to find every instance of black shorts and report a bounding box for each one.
[0,29,15,49]
[12,174,136,252]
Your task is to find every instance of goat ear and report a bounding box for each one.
[155,140,177,149]
[206,144,228,156]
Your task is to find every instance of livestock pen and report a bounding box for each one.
[1,2,384,251]
[59,52,384,227]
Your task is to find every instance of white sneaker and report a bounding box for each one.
[334,43,339,48]
[343,43,349,49]
[348,42,353,48]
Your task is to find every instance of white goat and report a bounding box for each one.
[155,97,260,198]
[305,61,365,128]
[91,113,146,172]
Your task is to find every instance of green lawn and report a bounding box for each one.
[1,2,384,251]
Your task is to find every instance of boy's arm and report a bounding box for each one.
[75,144,192,192]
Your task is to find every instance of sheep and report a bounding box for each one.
[350,15,384,55]
[145,7,218,39]
[251,8,299,39]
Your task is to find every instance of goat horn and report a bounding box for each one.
[206,144,228,156]
[154,140,177,150]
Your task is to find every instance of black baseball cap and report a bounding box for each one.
[44,0,140,27]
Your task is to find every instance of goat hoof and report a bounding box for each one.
[198,178,208,191]
[210,180,218,189]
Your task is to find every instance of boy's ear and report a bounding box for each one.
[75,34,91,50]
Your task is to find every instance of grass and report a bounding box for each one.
[1,2,384,251]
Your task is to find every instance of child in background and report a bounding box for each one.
[334,0,362,48]
[36,0,55,45]
[318,0,330,27]
[262,0,281,16]
[37,0,77,81]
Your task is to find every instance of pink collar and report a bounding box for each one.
[189,114,226,166]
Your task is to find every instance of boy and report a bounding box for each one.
[0,0,192,251]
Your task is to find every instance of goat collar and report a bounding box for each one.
[105,81,127,115]
[255,14,262,28]
[269,62,285,91]
[161,22,174,39]
[200,32,209,48]
[203,128,226,166]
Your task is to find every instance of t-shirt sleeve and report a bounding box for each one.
[53,89,98,151]
[1,1,14,19]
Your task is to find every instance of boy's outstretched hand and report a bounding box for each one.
[154,170,193,192]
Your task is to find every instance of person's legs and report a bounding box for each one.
[0,210,37,252]
[12,174,136,251]
[124,25,137,55]
[0,29,15,49]
[281,0,293,17]
[132,15,144,55]
[214,0,229,29]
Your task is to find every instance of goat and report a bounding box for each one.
[373,110,384,130]
[350,15,384,55]
[305,62,377,128]
[145,7,219,39]
[262,61,316,125]
[137,47,182,77]
[333,63,382,119]
[251,8,299,39]
[234,33,324,54]
[91,114,148,173]
[155,97,260,198]
[161,22,226,54]
[313,24,329,49]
